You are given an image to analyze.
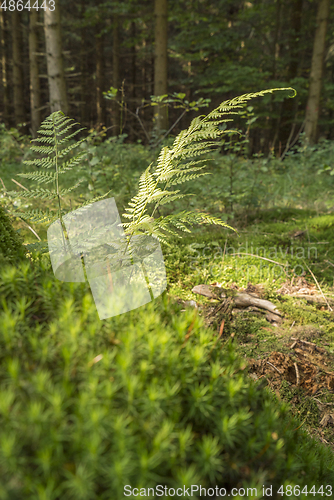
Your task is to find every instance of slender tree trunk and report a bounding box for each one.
[279,0,303,153]
[12,10,25,127]
[96,28,105,130]
[80,0,88,125]
[112,14,120,135]
[154,0,168,133]
[44,4,68,114]
[29,9,41,137]
[305,0,330,145]
[129,21,137,141]
[0,9,10,126]
[142,37,147,98]
[271,0,282,80]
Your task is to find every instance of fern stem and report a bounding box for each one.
[52,114,67,251]
[140,259,154,301]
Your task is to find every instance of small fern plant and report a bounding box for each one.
[7,111,111,251]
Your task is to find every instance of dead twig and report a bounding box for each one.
[266,361,282,374]
[209,319,225,357]
[294,362,300,386]
[290,337,326,353]
[0,177,7,191]
[18,217,41,241]
[237,252,289,276]
[11,178,29,191]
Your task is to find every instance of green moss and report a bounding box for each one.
[0,205,27,265]
[1,260,334,498]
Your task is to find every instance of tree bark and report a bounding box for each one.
[278,0,303,153]
[44,4,68,114]
[154,0,168,134]
[304,0,330,145]
[112,14,120,135]
[29,9,41,138]
[80,0,88,125]
[96,28,105,130]
[0,9,10,126]
[12,9,25,127]
[129,21,137,141]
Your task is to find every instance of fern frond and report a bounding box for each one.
[57,138,86,159]
[15,110,90,228]
[63,190,113,221]
[16,188,58,200]
[167,171,210,187]
[59,178,85,195]
[17,171,56,184]
[23,157,54,169]
[33,128,54,136]
[58,151,87,172]
[121,87,294,248]
[57,128,85,144]
[30,145,55,154]
[12,208,57,224]
[31,136,55,144]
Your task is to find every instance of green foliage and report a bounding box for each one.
[103,88,212,148]
[0,205,28,265]
[0,123,30,165]
[121,88,295,248]
[0,257,334,498]
[6,112,111,227]
[79,132,153,205]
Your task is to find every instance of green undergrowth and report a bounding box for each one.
[166,206,334,299]
[1,255,334,499]
[0,205,28,266]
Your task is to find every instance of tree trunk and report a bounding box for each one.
[0,9,10,126]
[112,14,120,136]
[130,21,137,141]
[154,0,168,134]
[278,0,303,153]
[304,0,330,145]
[44,4,68,114]
[12,9,26,127]
[96,29,105,130]
[80,0,88,125]
[29,9,41,138]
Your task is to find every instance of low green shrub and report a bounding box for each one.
[0,258,334,499]
[0,205,28,265]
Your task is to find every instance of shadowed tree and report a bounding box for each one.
[29,9,41,137]
[44,3,68,114]
[0,9,10,126]
[305,0,330,144]
[154,0,168,134]
[12,10,25,127]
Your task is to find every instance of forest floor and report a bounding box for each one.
[165,207,334,456]
[2,132,334,464]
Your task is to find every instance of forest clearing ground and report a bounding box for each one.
[166,206,334,456]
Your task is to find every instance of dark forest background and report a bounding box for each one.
[0,0,333,156]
